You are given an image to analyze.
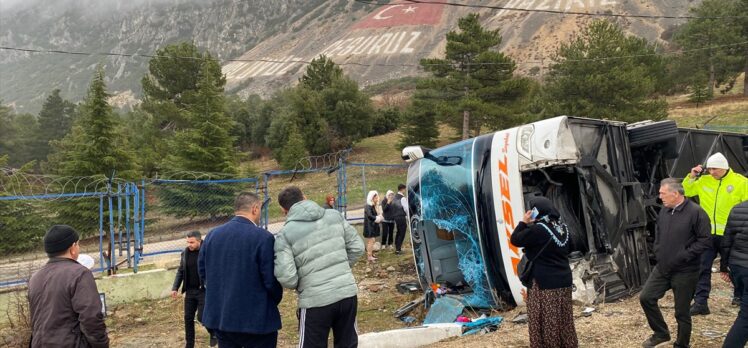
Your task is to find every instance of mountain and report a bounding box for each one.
[0,0,698,113]
[0,0,330,113]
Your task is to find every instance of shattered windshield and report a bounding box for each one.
[420,139,495,308]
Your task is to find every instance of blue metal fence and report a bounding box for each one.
[0,160,407,288]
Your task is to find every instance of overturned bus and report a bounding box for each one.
[402,116,748,307]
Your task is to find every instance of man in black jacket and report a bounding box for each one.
[721,200,748,347]
[172,230,216,347]
[392,184,409,254]
[640,178,711,348]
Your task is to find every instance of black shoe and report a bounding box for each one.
[209,335,218,347]
[395,250,402,255]
[641,334,670,347]
[732,297,741,307]
[690,302,710,315]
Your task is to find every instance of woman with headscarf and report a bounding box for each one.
[510,196,578,348]
[380,190,396,250]
[365,190,383,262]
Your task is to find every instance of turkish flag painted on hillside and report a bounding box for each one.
[352,1,445,29]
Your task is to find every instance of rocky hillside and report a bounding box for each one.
[0,0,699,113]
[0,0,331,112]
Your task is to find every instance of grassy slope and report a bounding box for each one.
[667,74,748,130]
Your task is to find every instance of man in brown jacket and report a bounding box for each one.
[28,225,109,347]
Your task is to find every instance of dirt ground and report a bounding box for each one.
[104,252,739,348]
[432,277,738,348]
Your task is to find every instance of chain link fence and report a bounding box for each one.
[0,170,137,287]
[138,178,260,262]
[0,158,408,287]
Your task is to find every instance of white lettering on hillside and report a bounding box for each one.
[224,56,303,80]
[321,31,423,57]
[494,0,619,18]
[224,31,426,81]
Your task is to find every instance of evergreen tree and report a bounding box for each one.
[399,97,439,149]
[34,89,75,165]
[286,86,330,156]
[279,125,308,170]
[688,79,711,106]
[159,63,238,219]
[134,42,226,175]
[47,67,136,236]
[0,104,38,168]
[299,55,343,90]
[319,76,374,150]
[674,0,744,98]
[0,104,14,158]
[544,19,668,122]
[225,94,271,152]
[370,107,402,136]
[417,13,531,139]
[282,56,373,156]
[0,156,47,253]
[8,113,39,167]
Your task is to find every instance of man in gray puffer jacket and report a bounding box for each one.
[275,186,365,348]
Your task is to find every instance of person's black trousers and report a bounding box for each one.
[724,264,748,348]
[640,266,700,348]
[214,330,277,348]
[393,216,407,252]
[381,221,394,246]
[184,289,207,348]
[297,295,358,348]
[695,234,739,304]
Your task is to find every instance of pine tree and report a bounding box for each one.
[0,156,47,253]
[688,80,712,106]
[133,42,226,175]
[159,63,238,219]
[399,98,439,149]
[545,19,668,122]
[34,89,75,165]
[417,13,531,139]
[299,55,343,90]
[0,104,39,168]
[674,0,744,98]
[47,67,136,236]
[280,125,308,170]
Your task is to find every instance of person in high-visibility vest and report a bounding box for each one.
[682,152,748,315]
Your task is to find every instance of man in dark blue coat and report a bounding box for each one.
[199,192,283,348]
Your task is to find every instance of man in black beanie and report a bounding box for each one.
[28,225,109,348]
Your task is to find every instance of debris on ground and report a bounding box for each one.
[511,313,528,324]
[423,296,464,324]
[394,295,425,318]
[396,281,420,294]
[461,316,503,336]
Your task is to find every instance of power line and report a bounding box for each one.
[355,0,748,20]
[2,41,747,69]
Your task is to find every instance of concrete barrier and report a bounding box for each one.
[0,268,176,324]
[358,323,463,348]
[96,268,175,307]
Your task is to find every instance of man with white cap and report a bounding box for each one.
[683,152,748,315]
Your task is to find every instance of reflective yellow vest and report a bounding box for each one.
[682,170,748,236]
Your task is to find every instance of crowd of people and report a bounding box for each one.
[24,152,748,348]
